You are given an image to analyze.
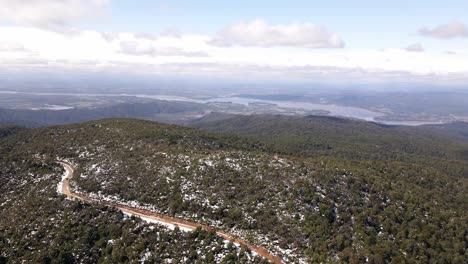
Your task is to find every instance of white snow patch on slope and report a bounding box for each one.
[122,212,193,232]
[56,167,68,194]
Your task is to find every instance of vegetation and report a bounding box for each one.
[421,122,468,142]
[0,125,26,138]
[1,118,466,263]
[0,100,206,127]
[191,114,468,178]
[0,138,265,263]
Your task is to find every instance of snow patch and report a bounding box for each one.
[56,167,68,194]
[122,212,193,232]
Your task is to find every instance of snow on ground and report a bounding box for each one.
[121,212,262,258]
[122,212,193,232]
[56,167,68,194]
[140,250,152,263]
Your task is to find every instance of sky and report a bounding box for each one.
[0,0,467,84]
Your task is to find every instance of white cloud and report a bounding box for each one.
[160,29,182,38]
[419,21,468,39]
[209,19,344,49]
[133,32,159,41]
[1,26,468,84]
[0,42,28,52]
[100,31,119,42]
[405,43,424,52]
[119,41,209,57]
[0,0,110,29]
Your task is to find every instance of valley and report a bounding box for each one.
[2,89,468,127]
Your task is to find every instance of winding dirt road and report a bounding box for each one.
[57,161,284,264]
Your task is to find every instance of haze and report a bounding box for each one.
[1,1,467,125]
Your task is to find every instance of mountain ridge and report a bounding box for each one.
[190,114,468,178]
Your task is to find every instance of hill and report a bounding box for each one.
[0,125,26,138]
[191,114,468,178]
[0,100,207,127]
[1,118,466,263]
[0,119,268,263]
[420,122,468,142]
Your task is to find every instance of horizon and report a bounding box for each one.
[1,1,468,86]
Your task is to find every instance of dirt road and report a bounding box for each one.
[57,161,284,264]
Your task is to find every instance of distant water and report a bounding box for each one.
[0,90,447,126]
[200,97,384,121]
[375,120,447,126]
[30,105,74,111]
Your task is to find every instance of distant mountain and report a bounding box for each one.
[187,111,236,124]
[191,114,468,178]
[0,100,207,127]
[1,118,466,263]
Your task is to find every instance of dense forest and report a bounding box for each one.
[191,114,468,178]
[0,125,266,263]
[0,125,26,138]
[1,118,466,263]
[421,122,468,142]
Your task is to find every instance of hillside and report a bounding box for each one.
[420,122,468,142]
[191,114,468,178]
[0,125,26,138]
[0,119,268,263]
[1,118,466,263]
[0,100,207,127]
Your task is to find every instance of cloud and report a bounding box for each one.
[0,57,50,66]
[160,29,182,38]
[119,41,209,57]
[209,19,344,49]
[405,43,424,52]
[419,21,468,39]
[133,32,159,41]
[86,62,468,85]
[1,26,468,84]
[0,42,28,52]
[132,30,181,41]
[100,31,119,42]
[0,0,110,29]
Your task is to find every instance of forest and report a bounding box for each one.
[0,118,467,263]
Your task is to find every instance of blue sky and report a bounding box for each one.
[0,0,467,84]
[100,0,468,49]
